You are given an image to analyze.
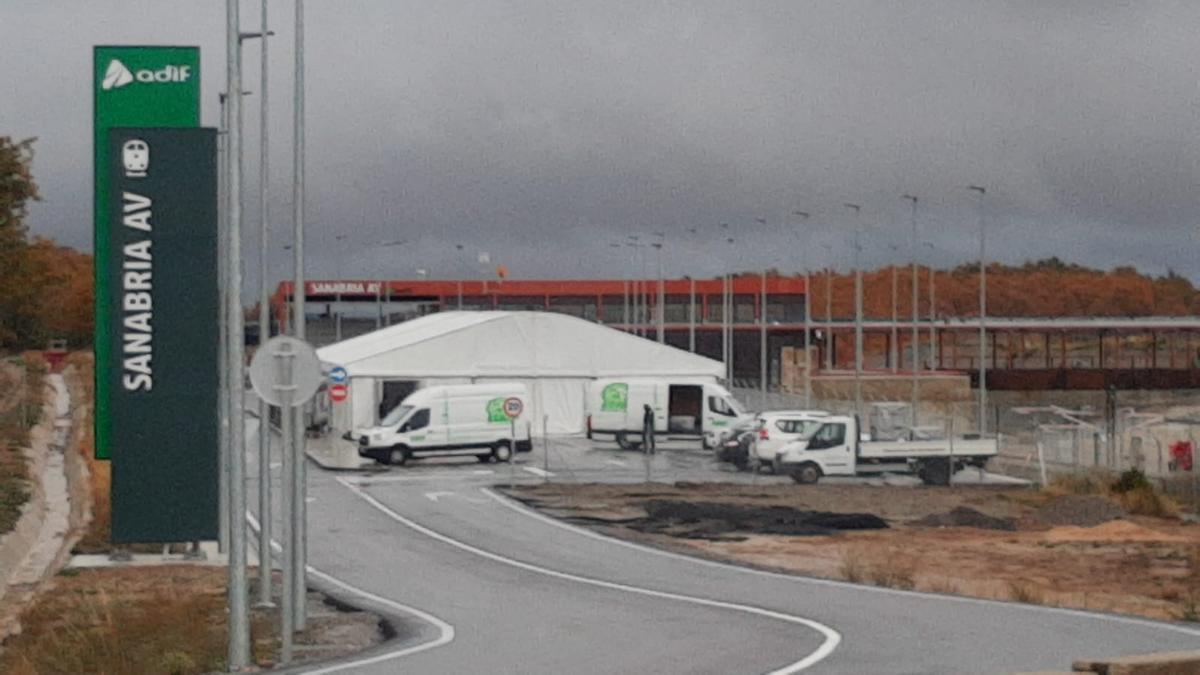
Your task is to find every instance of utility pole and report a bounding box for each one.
[969,185,987,435]
[903,195,919,432]
[846,204,863,419]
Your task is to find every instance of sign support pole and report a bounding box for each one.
[292,0,309,631]
[226,0,250,667]
[256,0,274,609]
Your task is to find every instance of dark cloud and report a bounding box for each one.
[3,0,1198,298]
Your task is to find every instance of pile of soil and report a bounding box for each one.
[1031,495,1127,527]
[912,507,1016,531]
[1043,520,1189,544]
[629,500,888,539]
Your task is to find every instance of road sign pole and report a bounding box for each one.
[255,0,273,610]
[291,0,309,631]
[249,336,321,665]
[276,350,295,665]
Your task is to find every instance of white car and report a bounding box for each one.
[751,410,830,468]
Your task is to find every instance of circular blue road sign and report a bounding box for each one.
[330,366,348,384]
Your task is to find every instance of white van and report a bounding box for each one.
[354,383,532,466]
[586,378,750,450]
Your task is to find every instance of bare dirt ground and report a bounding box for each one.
[0,566,388,673]
[508,482,1200,622]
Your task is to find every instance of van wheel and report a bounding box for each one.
[790,462,821,485]
[615,432,642,452]
[389,446,409,466]
[492,441,513,463]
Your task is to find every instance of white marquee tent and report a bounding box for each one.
[316,311,725,435]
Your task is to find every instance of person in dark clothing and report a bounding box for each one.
[642,404,656,454]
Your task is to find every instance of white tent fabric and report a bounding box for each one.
[316,311,724,435]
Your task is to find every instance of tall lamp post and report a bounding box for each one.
[822,243,833,372]
[721,223,733,382]
[652,232,665,344]
[756,217,769,409]
[888,243,899,373]
[903,195,919,432]
[924,241,938,369]
[845,204,863,418]
[685,226,699,352]
[969,185,987,435]
[793,211,812,407]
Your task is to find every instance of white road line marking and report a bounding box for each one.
[336,477,840,674]
[344,471,494,485]
[483,488,1200,639]
[424,491,455,502]
[244,512,456,674]
[522,466,553,477]
[604,459,628,467]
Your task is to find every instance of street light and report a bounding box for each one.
[845,204,863,419]
[888,242,899,374]
[969,185,987,435]
[721,223,734,383]
[685,226,699,352]
[903,195,919,432]
[756,217,769,409]
[608,243,628,330]
[652,232,665,344]
[924,241,938,369]
[822,242,833,372]
[793,211,812,407]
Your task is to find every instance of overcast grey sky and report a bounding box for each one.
[3,1,1199,292]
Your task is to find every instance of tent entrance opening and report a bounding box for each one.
[668,384,702,433]
[378,379,419,422]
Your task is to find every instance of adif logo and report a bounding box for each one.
[101,59,192,90]
[102,60,134,90]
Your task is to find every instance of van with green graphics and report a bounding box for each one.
[586,379,749,450]
[354,383,532,466]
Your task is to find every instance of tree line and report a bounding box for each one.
[0,137,92,350]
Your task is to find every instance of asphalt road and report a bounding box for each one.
[245,421,1200,674]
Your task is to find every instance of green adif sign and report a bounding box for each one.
[107,128,219,543]
[94,46,200,460]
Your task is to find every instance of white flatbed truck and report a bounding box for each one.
[774,415,997,485]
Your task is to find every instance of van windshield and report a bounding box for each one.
[381,404,414,427]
